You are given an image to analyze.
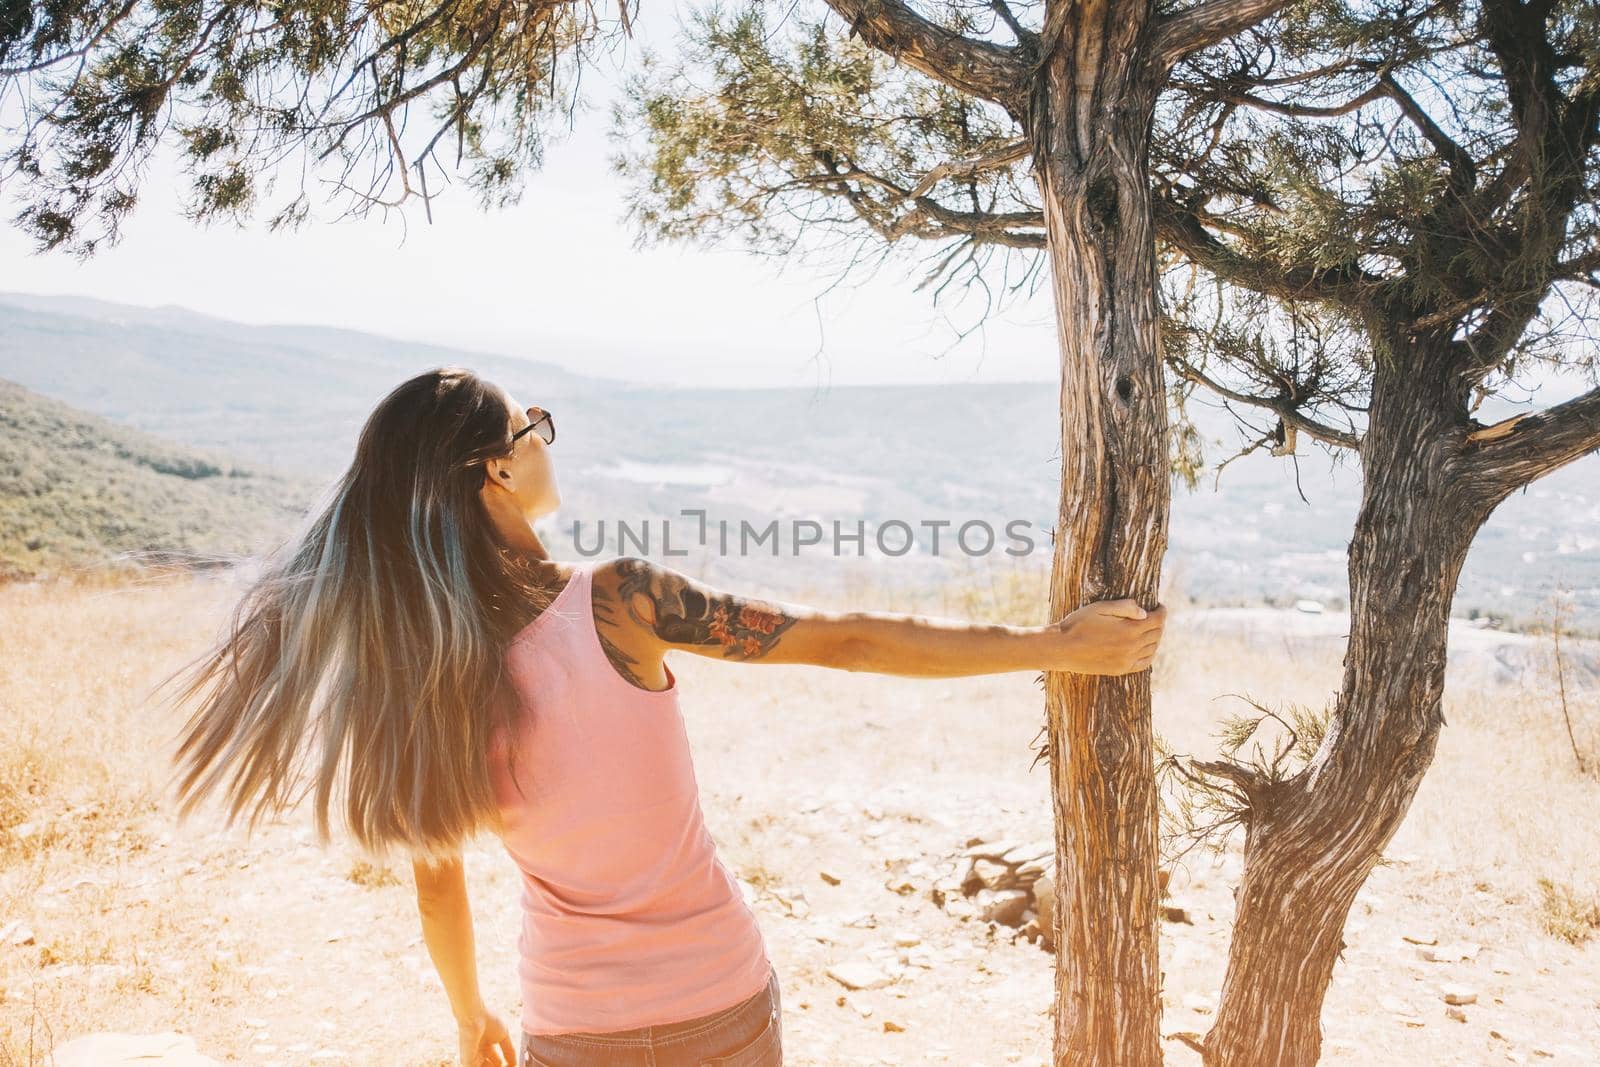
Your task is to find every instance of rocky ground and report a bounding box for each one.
[3,576,1599,1065]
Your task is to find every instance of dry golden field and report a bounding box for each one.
[2,564,1598,1065]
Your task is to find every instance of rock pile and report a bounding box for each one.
[927,834,1174,951]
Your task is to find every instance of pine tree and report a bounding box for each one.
[615,2,1600,1062]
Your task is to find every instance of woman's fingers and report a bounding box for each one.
[1097,598,1149,620]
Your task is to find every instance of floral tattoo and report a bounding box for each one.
[611,558,797,660]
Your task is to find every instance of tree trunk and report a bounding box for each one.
[1203,353,1495,1065]
[1029,10,1169,1062]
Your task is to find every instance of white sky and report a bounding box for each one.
[0,5,1059,390]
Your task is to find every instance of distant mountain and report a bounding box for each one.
[0,290,587,477]
[0,377,317,578]
[2,291,1595,631]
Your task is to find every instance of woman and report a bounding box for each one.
[158,366,1167,1067]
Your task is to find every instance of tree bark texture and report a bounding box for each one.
[1202,351,1498,1065]
[1028,6,1169,1063]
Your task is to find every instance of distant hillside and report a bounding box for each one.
[0,290,585,477]
[2,291,1595,631]
[0,378,318,579]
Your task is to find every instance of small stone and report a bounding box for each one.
[1015,859,1050,885]
[808,923,841,945]
[981,889,1031,926]
[1441,985,1478,1006]
[963,838,1020,860]
[826,962,895,991]
[973,858,1015,891]
[892,932,921,947]
[1446,1006,1468,1023]
[818,871,841,886]
[1420,942,1481,963]
[999,840,1053,867]
[943,898,976,920]
[53,1032,221,1066]
[882,1020,905,1033]
[773,887,810,918]
[1033,870,1055,933]
[1161,904,1195,925]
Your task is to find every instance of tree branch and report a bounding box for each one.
[1154,194,1386,310]
[988,0,1034,45]
[1149,0,1293,72]
[1379,71,1476,193]
[1185,79,1389,120]
[820,0,1030,105]
[1168,354,1362,450]
[1464,385,1600,492]
[906,138,1030,199]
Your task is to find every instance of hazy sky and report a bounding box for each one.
[0,5,1059,390]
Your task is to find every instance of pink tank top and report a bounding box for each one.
[486,559,773,1036]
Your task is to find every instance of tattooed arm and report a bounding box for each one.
[593,556,1167,678]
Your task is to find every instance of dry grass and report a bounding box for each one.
[347,860,404,889]
[0,570,231,867]
[3,563,1598,1065]
[1536,878,1600,945]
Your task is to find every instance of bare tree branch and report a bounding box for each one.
[1465,385,1600,492]
[1149,0,1293,72]
[906,138,1030,199]
[1167,353,1362,449]
[820,0,1030,105]
[988,0,1034,45]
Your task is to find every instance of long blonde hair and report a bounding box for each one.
[155,366,555,866]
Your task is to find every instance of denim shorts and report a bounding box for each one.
[521,967,782,1067]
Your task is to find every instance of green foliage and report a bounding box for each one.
[1156,693,1335,863]
[1159,0,1600,395]
[1215,695,1332,771]
[612,4,1040,300]
[1,0,635,254]
[0,377,317,578]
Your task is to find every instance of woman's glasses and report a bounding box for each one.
[511,406,555,447]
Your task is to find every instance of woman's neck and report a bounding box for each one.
[513,525,550,561]
[491,512,550,560]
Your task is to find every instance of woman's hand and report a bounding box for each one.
[457,1006,517,1067]
[1045,599,1167,676]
